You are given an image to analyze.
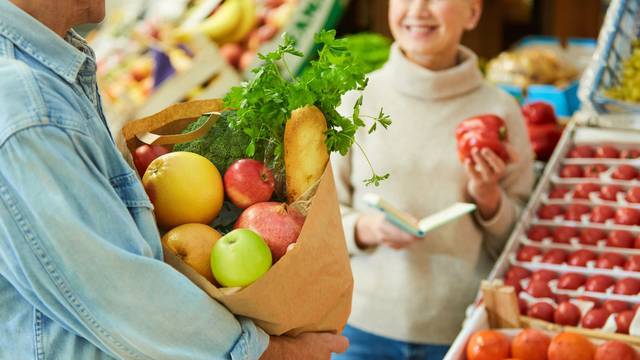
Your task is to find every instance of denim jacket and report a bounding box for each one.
[0,2,268,359]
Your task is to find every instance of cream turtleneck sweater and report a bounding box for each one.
[331,44,534,344]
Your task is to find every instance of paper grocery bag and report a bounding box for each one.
[122,99,354,336]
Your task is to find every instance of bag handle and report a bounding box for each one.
[135,111,221,145]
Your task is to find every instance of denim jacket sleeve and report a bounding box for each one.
[0,124,269,359]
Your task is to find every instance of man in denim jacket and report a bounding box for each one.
[0,1,348,359]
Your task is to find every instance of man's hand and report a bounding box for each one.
[260,333,349,360]
[464,147,507,220]
[355,213,421,250]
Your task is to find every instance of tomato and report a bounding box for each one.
[581,308,611,329]
[595,340,637,360]
[558,273,586,290]
[511,328,551,360]
[568,145,595,158]
[573,183,600,199]
[554,302,581,326]
[565,204,590,222]
[620,148,640,159]
[517,246,542,261]
[552,226,578,243]
[527,226,550,241]
[597,252,626,269]
[585,275,614,292]
[600,185,623,201]
[522,102,557,125]
[132,144,171,177]
[518,298,528,315]
[626,187,640,203]
[568,249,597,267]
[457,130,510,163]
[527,279,555,299]
[456,115,508,141]
[504,277,522,294]
[538,204,564,220]
[548,187,570,199]
[466,330,511,360]
[548,333,595,360]
[607,230,634,248]
[506,266,531,281]
[636,235,640,249]
[615,310,635,334]
[595,145,620,159]
[603,300,629,314]
[624,255,640,272]
[584,164,608,178]
[542,249,567,264]
[590,206,615,223]
[612,164,638,180]
[615,208,640,226]
[614,278,640,296]
[560,165,584,178]
[531,269,557,283]
[529,124,562,161]
[528,302,555,322]
[579,228,606,246]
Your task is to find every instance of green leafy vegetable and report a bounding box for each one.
[223,30,391,186]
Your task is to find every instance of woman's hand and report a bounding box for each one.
[355,213,421,250]
[464,147,507,220]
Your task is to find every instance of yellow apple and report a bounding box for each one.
[143,152,224,229]
[162,223,222,283]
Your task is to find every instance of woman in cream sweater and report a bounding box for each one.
[332,0,534,358]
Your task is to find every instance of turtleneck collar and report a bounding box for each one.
[384,43,484,101]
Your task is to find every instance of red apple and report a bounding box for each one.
[224,159,275,209]
[133,144,170,177]
[568,249,597,267]
[235,202,305,261]
[542,249,567,264]
[527,226,551,241]
[558,273,586,290]
[624,255,640,271]
[582,308,611,329]
[603,300,629,314]
[573,183,600,199]
[597,252,626,269]
[560,165,584,178]
[538,204,564,220]
[607,230,634,248]
[548,187,570,199]
[585,275,614,292]
[615,208,640,226]
[626,187,640,203]
[585,164,608,178]
[612,165,638,180]
[616,310,635,334]
[528,302,555,322]
[614,278,640,295]
[580,228,606,246]
[565,204,590,222]
[590,206,615,223]
[555,301,581,326]
[595,145,620,159]
[600,185,623,201]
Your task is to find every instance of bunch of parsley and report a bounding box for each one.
[224,30,391,186]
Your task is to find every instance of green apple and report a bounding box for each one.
[210,229,272,287]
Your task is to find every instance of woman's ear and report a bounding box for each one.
[464,0,483,31]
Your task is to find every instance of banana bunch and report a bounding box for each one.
[175,0,257,44]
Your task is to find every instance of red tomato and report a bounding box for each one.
[466,330,511,360]
[560,165,584,178]
[531,269,558,283]
[511,328,551,360]
[595,145,620,159]
[132,144,170,177]
[456,115,508,140]
[565,204,591,221]
[636,235,640,249]
[538,204,564,220]
[517,246,542,261]
[518,298,528,315]
[527,226,551,242]
[626,187,640,203]
[552,226,578,243]
[590,206,615,223]
[624,255,640,272]
[573,183,600,199]
[600,185,623,201]
[612,165,638,180]
[585,275,614,292]
[603,300,629,314]
[554,302,582,326]
[568,249,597,267]
[558,273,586,290]
[595,340,637,360]
[615,208,640,226]
[548,187,570,199]
[579,228,606,246]
[528,302,555,322]
[527,280,555,299]
[529,124,563,161]
[457,130,510,163]
[607,230,634,248]
[620,149,640,159]
[568,145,595,158]
[522,102,557,125]
[615,310,635,334]
[542,249,568,264]
[597,252,626,269]
[504,277,523,294]
[584,164,608,178]
[506,266,531,281]
[614,278,640,295]
[582,308,611,329]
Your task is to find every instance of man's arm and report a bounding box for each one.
[0,124,269,359]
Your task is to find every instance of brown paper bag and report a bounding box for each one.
[122,99,354,336]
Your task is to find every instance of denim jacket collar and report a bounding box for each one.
[0,1,87,83]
